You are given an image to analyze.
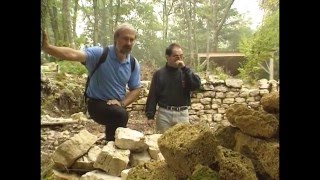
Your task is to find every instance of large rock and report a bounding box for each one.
[215,146,257,180]
[71,145,101,171]
[93,141,130,176]
[213,125,238,149]
[52,129,98,168]
[145,134,162,160]
[234,131,279,180]
[127,160,176,180]
[115,127,148,152]
[226,104,278,138]
[189,164,219,180]
[129,150,151,167]
[80,170,121,180]
[260,91,279,114]
[157,123,216,179]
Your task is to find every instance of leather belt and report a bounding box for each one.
[159,105,188,111]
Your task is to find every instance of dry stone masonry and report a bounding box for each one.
[129,75,279,129]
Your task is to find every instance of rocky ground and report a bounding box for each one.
[40,112,155,177]
[41,113,154,153]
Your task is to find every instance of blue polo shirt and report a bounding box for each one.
[83,45,141,101]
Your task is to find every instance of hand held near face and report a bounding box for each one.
[176,60,185,68]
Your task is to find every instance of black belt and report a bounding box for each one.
[159,105,188,111]
[87,97,104,102]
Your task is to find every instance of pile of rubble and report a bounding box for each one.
[42,87,279,180]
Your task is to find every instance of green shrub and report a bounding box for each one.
[57,61,87,75]
[212,66,232,80]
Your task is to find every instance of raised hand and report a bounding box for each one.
[176,60,185,68]
[41,30,49,49]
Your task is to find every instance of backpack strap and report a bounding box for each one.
[91,47,109,78]
[84,47,109,102]
[130,55,136,72]
[84,47,135,104]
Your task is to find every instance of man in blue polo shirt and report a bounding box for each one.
[42,23,141,141]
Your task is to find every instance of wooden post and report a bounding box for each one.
[269,56,274,80]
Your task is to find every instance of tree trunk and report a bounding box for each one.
[182,0,194,67]
[48,0,61,45]
[211,0,218,52]
[109,0,114,44]
[41,0,49,30]
[62,0,75,48]
[93,0,99,45]
[162,0,168,41]
[100,0,108,46]
[162,0,173,42]
[72,0,79,41]
[205,23,211,72]
[269,57,274,80]
[62,0,68,44]
[203,0,234,71]
[115,0,121,28]
[191,0,197,68]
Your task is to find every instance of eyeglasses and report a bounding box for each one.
[172,54,184,59]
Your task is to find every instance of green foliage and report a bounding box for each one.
[259,0,279,13]
[74,34,87,49]
[125,2,165,67]
[57,61,87,75]
[219,21,254,51]
[238,9,279,82]
[44,0,261,73]
[211,64,232,80]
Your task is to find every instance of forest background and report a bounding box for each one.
[41,0,279,83]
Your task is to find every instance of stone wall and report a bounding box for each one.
[127,76,279,128]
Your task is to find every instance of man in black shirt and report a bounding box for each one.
[145,43,201,133]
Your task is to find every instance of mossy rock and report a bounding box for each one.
[189,164,219,180]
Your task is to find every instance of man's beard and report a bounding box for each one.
[120,46,131,55]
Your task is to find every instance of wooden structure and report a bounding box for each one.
[197,52,244,58]
[197,52,245,76]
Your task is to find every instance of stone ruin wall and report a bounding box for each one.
[127,77,279,128]
[41,62,279,122]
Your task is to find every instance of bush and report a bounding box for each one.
[57,61,87,75]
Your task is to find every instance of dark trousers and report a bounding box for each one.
[87,98,128,141]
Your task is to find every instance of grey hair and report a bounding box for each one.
[113,23,137,45]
